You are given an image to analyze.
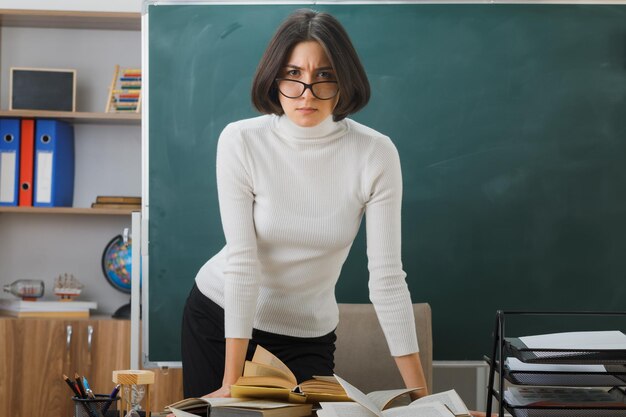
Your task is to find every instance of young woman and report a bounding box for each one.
[181,8,428,400]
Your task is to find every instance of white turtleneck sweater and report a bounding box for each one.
[195,114,418,356]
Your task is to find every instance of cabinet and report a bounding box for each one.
[0,318,17,417]
[486,311,626,417]
[0,317,183,416]
[0,317,125,417]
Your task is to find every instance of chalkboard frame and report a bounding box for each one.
[144,2,621,363]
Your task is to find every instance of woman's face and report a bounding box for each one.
[278,40,339,127]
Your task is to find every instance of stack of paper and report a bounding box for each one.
[504,386,624,408]
[0,299,97,318]
[519,331,626,350]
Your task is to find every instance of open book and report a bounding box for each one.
[166,398,312,417]
[318,375,471,417]
[231,345,350,403]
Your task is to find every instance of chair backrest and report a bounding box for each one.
[334,303,433,394]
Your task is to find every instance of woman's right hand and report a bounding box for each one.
[203,384,232,398]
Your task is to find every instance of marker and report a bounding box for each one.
[101,384,121,414]
[82,376,96,399]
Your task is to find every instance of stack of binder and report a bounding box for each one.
[0,118,74,207]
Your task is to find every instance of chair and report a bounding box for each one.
[334,303,433,394]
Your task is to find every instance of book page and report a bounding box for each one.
[169,407,204,417]
[213,400,306,409]
[313,376,340,383]
[252,345,297,385]
[236,375,294,389]
[230,384,306,403]
[366,388,421,410]
[388,403,455,417]
[519,331,626,350]
[244,360,295,382]
[319,402,379,417]
[242,361,294,387]
[299,378,345,394]
[411,389,470,415]
[167,397,243,411]
[334,374,382,417]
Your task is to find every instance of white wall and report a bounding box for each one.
[433,362,490,412]
[0,24,141,315]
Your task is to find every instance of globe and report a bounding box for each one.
[101,234,132,294]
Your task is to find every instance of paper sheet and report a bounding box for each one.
[506,357,606,372]
[410,389,469,415]
[319,402,379,417]
[333,374,382,416]
[390,403,455,417]
[519,331,626,350]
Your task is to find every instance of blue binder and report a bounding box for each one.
[33,120,74,207]
[0,118,21,206]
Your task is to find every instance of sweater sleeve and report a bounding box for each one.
[364,137,419,356]
[216,123,260,339]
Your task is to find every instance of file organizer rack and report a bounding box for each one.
[485,311,626,417]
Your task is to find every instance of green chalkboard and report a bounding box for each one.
[147,3,626,363]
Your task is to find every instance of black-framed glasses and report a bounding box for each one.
[275,79,339,100]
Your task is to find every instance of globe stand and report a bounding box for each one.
[112,299,142,320]
[113,301,131,319]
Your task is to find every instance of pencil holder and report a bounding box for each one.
[73,394,120,417]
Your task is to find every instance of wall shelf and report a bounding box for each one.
[0,110,140,125]
[0,9,140,30]
[0,206,137,216]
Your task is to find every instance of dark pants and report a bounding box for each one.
[181,284,336,398]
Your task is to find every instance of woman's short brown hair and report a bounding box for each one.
[251,9,370,122]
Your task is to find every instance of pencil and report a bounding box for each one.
[64,374,98,417]
[74,372,86,398]
[62,374,81,397]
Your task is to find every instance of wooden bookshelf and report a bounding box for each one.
[0,9,140,30]
[0,206,138,216]
[0,109,140,125]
